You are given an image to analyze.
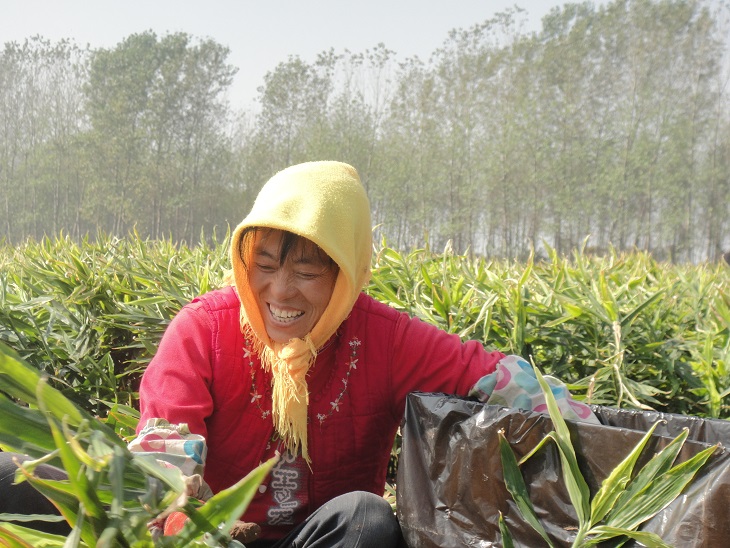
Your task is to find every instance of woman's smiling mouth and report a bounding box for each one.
[269,304,304,323]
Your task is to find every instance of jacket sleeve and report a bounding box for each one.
[137,301,216,440]
[388,311,505,416]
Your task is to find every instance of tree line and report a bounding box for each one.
[1,0,729,262]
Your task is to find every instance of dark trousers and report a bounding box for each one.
[0,451,71,535]
[249,491,404,548]
[1,452,404,546]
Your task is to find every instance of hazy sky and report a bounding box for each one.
[1,1,581,109]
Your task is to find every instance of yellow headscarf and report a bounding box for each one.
[230,161,372,462]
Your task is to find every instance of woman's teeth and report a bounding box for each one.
[269,305,304,322]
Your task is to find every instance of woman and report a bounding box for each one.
[0,160,506,546]
[135,160,505,546]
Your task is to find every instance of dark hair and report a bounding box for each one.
[238,227,336,271]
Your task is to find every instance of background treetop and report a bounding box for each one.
[1,0,728,263]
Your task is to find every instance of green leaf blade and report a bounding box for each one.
[533,366,591,526]
[498,431,555,547]
[589,421,662,526]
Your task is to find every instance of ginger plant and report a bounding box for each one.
[498,366,718,547]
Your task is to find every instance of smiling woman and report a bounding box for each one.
[130,160,506,546]
[0,161,507,546]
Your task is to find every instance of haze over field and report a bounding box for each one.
[0,0,727,261]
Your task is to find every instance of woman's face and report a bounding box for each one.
[248,229,338,343]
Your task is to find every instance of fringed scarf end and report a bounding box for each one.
[240,312,316,465]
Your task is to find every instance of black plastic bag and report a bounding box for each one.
[396,392,730,547]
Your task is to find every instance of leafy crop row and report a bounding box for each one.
[1,232,728,418]
[1,232,728,545]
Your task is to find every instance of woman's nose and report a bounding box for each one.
[269,269,295,298]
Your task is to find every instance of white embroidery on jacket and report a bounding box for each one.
[244,336,360,425]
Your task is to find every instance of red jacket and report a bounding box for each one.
[139,286,503,526]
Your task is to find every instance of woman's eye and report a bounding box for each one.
[296,271,319,280]
[256,263,276,273]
